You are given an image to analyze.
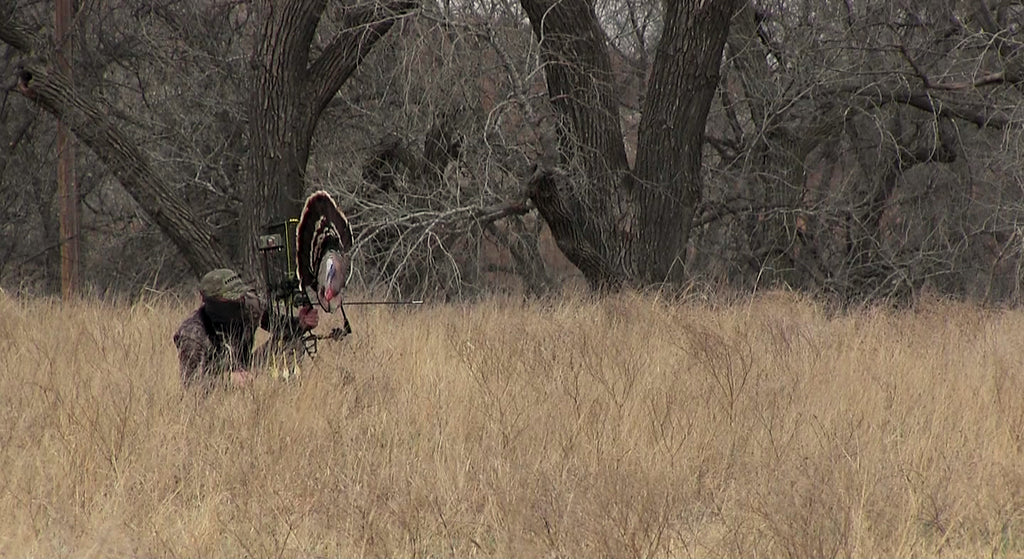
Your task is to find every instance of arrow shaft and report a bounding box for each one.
[344,300,424,306]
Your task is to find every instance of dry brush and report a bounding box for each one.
[1,290,1022,556]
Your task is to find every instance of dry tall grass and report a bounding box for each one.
[2,289,1023,557]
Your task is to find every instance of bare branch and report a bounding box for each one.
[849,83,1020,129]
[0,7,42,53]
[9,55,228,274]
[307,0,418,120]
[899,43,1011,91]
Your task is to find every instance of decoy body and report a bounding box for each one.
[296,190,353,313]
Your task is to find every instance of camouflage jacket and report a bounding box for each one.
[173,291,305,390]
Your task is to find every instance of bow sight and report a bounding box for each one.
[258,219,350,358]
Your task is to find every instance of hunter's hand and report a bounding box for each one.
[298,305,319,331]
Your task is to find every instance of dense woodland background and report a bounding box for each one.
[4,0,1024,305]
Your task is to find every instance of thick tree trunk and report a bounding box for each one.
[3,2,414,281]
[520,0,631,289]
[632,1,736,285]
[520,0,737,289]
[243,0,320,274]
[242,0,417,274]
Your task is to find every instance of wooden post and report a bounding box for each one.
[56,0,79,299]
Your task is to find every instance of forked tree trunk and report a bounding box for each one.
[520,0,737,289]
[242,0,417,276]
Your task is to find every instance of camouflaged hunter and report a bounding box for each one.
[173,268,315,391]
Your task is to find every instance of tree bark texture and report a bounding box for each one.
[520,0,737,288]
[3,1,414,280]
[12,60,229,276]
[243,0,417,274]
[521,0,630,288]
[632,0,736,285]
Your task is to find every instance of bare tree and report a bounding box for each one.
[7,0,1024,305]
[308,3,563,299]
[518,0,739,289]
[693,0,1024,304]
[1,0,417,281]
[242,0,417,275]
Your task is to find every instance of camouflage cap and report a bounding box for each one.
[199,268,249,302]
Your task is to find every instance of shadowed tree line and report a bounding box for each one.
[3,0,1024,305]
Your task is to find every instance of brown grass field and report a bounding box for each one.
[2,289,1024,557]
